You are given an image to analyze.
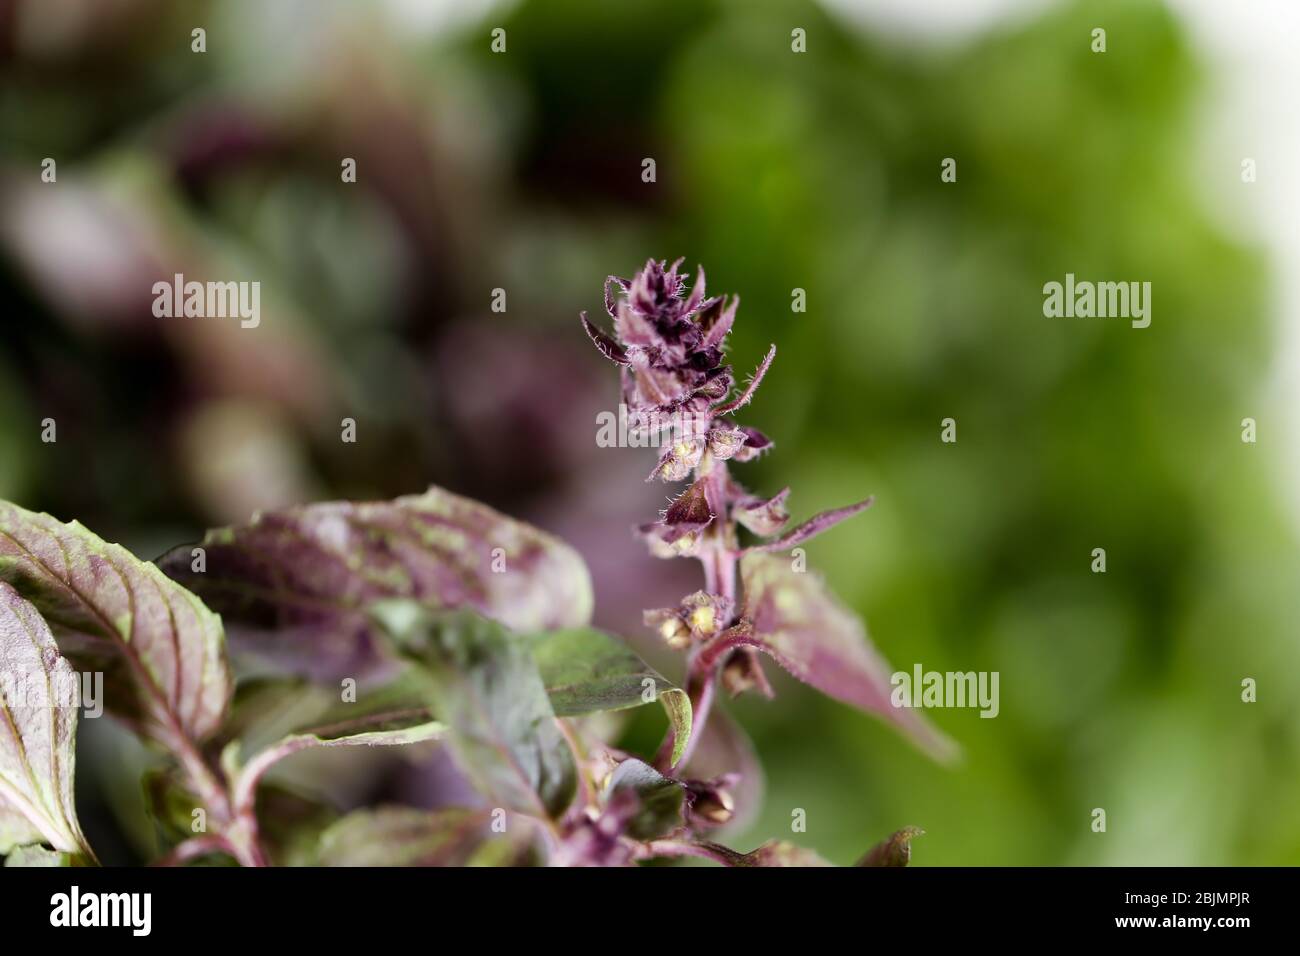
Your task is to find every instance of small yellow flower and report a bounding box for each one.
[689,604,717,636]
[659,617,691,649]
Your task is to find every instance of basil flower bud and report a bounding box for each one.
[684,774,740,829]
[706,425,747,461]
[644,591,734,647]
[650,436,705,482]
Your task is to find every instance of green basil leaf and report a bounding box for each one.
[373,605,577,820]
[532,627,692,767]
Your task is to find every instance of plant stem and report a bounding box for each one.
[224,812,271,867]
[655,460,740,772]
[153,834,229,867]
[636,838,746,866]
[176,744,270,867]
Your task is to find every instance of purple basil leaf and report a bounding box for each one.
[730,426,773,463]
[743,497,873,553]
[605,758,684,840]
[531,627,692,767]
[580,311,629,365]
[158,485,594,682]
[856,826,924,867]
[713,344,775,415]
[373,605,577,820]
[738,553,957,763]
[0,583,91,858]
[603,275,629,320]
[315,806,542,866]
[0,501,232,753]
[639,479,716,558]
[697,295,738,349]
[626,357,694,410]
[679,265,707,317]
[665,478,715,527]
[733,486,792,538]
[614,301,658,349]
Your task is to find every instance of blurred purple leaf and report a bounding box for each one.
[736,553,957,763]
[158,485,593,681]
[581,311,629,365]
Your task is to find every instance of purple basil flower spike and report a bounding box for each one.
[580,258,744,422]
[581,258,959,786]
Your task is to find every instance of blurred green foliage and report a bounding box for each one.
[1,0,1295,864]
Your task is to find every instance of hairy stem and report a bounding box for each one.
[655,459,740,772]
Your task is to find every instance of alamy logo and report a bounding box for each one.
[49,886,151,936]
[1042,273,1151,328]
[0,668,103,718]
[595,403,709,449]
[151,273,261,328]
[891,665,1000,718]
